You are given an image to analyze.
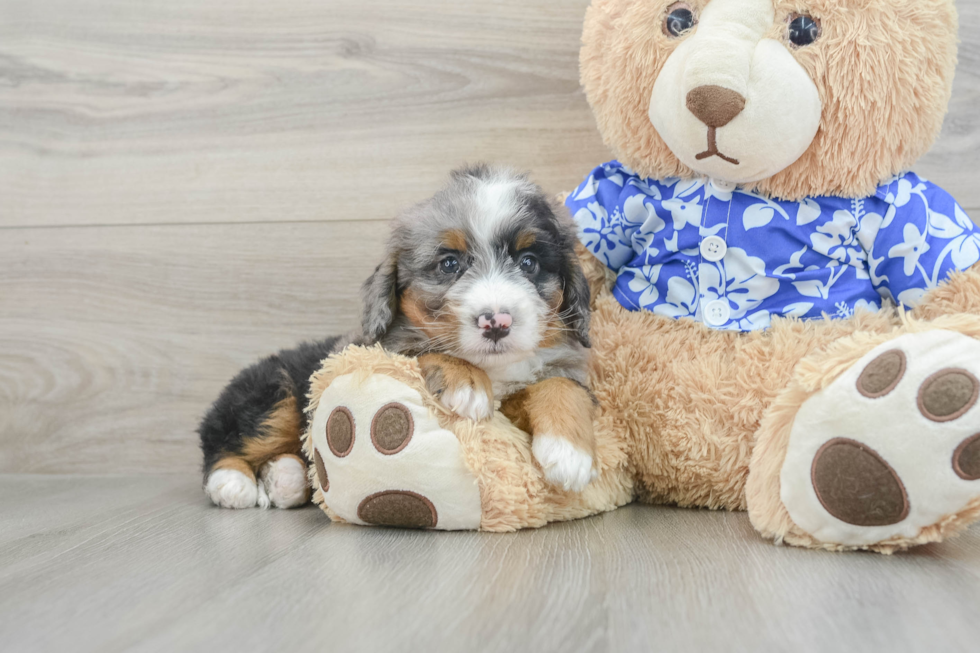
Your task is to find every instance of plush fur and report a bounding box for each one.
[581,0,958,200]
[302,0,980,553]
[302,344,634,531]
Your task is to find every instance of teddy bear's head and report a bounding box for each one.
[581,0,958,200]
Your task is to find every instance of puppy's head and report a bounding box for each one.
[362,165,591,365]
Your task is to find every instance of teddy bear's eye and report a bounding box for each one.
[663,3,696,38]
[788,14,821,47]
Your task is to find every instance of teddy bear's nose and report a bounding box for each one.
[686,85,746,128]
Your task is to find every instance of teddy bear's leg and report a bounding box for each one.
[302,345,633,531]
[747,315,980,552]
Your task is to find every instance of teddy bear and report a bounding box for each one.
[302,0,980,552]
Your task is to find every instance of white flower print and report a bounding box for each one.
[792,264,850,300]
[736,310,772,331]
[626,176,663,199]
[945,205,980,270]
[796,198,822,226]
[661,197,703,231]
[740,191,790,230]
[623,194,666,255]
[774,246,808,279]
[699,248,779,321]
[599,163,627,187]
[572,175,599,201]
[575,202,631,268]
[566,165,978,332]
[625,264,663,309]
[897,287,926,308]
[654,276,698,318]
[888,223,930,277]
[811,210,862,265]
[810,198,883,270]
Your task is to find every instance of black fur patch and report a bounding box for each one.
[198,337,343,478]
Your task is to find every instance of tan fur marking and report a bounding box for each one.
[441,229,468,252]
[400,289,456,340]
[240,395,303,467]
[515,230,537,251]
[212,456,256,481]
[418,352,494,406]
[539,287,567,349]
[500,377,596,457]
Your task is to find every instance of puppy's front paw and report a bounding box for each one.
[419,353,494,422]
[532,434,596,492]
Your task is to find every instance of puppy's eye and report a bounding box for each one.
[519,255,538,275]
[440,256,460,275]
[788,14,820,47]
[663,3,696,38]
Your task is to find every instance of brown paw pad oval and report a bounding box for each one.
[357,490,437,529]
[313,449,329,492]
[326,406,355,457]
[954,434,980,481]
[371,403,414,455]
[917,368,979,422]
[811,438,909,526]
[856,349,906,398]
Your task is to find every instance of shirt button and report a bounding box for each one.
[709,178,737,192]
[700,236,727,262]
[704,300,731,327]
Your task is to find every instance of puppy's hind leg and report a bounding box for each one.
[258,454,310,509]
[203,395,308,510]
[206,456,261,509]
[200,358,311,509]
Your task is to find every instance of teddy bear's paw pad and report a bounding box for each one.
[309,372,482,530]
[781,330,980,547]
[810,438,909,526]
[357,491,437,528]
[954,434,980,481]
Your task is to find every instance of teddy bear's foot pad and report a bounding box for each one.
[308,372,482,530]
[782,330,980,547]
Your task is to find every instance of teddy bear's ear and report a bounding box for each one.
[360,249,399,343]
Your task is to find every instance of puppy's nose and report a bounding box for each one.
[686,85,746,128]
[477,311,512,343]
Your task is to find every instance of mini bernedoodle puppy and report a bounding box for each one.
[199,165,598,509]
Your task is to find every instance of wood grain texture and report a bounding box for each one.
[1,0,978,231]
[0,0,607,228]
[1,475,979,653]
[0,220,387,474]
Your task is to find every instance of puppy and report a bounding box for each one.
[199,165,597,510]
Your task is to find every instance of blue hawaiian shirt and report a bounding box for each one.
[567,161,980,331]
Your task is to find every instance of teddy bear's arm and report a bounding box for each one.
[866,174,979,310]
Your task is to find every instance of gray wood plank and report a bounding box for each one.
[1,475,979,653]
[2,0,977,231]
[0,0,608,228]
[0,220,387,474]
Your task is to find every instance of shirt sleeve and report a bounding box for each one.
[868,173,980,308]
[565,163,642,272]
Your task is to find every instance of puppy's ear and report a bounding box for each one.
[561,255,592,348]
[361,249,399,343]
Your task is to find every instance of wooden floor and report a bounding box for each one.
[3,1,980,651]
[1,475,979,653]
